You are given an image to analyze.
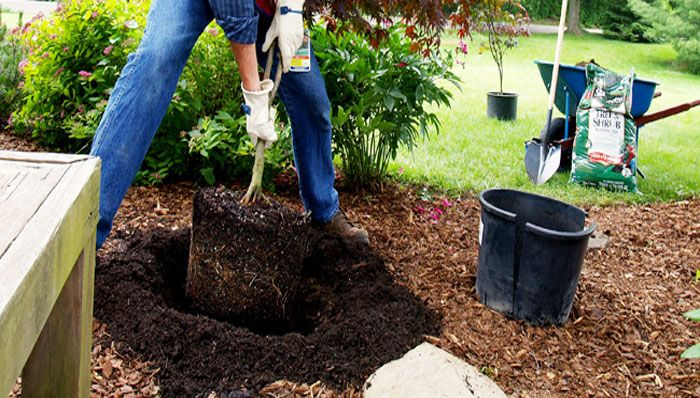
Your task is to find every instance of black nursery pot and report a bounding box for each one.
[487,92,518,121]
[476,189,596,326]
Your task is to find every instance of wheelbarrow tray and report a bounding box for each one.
[535,60,659,118]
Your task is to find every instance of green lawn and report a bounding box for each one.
[391,33,700,205]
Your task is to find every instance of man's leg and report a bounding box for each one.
[90,0,212,248]
[255,13,368,243]
[254,14,338,224]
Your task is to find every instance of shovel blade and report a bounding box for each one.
[525,140,562,185]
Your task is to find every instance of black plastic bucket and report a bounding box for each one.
[476,189,596,326]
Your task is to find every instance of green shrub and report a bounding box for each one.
[630,0,700,74]
[0,10,25,128]
[520,0,655,42]
[184,110,293,187]
[13,0,291,185]
[599,2,655,42]
[313,24,458,186]
[682,309,700,358]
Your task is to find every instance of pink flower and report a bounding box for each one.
[53,66,64,77]
[398,167,405,175]
[433,207,443,216]
[49,34,57,40]
[457,40,468,55]
[441,199,453,207]
[395,62,408,68]
[415,205,425,215]
[91,11,99,19]
[55,4,65,13]
[78,70,92,78]
[17,81,24,89]
[9,26,19,35]
[124,20,139,30]
[18,59,29,74]
[207,28,219,36]
[103,45,114,56]
[41,52,49,59]
[77,105,85,114]
[63,46,70,52]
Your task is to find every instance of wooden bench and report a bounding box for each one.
[0,151,100,397]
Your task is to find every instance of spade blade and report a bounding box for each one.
[525,139,562,185]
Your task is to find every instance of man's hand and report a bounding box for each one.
[242,79,278,147]
[263,0,305,73]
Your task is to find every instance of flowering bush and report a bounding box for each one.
[0,10,25,127]
[12,0,144,150]
[313,23,459,186]
[473,0,530,93]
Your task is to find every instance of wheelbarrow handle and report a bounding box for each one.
[635,99,700,127]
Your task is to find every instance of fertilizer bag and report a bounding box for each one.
[571,64,638,192]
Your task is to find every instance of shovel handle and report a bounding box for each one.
[547,0,568,113]
[541,0,568,147]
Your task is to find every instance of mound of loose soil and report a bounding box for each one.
[187,188,310,327]
[94,226,440,396]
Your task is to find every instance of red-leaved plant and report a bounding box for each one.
[306,0,482,55]
[473,0,530,94]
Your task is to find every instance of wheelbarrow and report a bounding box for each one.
[534,60,700,176]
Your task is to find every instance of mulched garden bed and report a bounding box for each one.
[2,135,698,397]
[95,182,699,398]
[95,215,439,396]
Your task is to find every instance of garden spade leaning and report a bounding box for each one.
[525,0,568,185]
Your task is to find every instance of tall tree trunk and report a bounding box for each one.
[567,0,582,35]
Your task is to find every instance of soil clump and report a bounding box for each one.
[187,188,310,328]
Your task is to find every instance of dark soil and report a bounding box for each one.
[94,220,441,396]
[187,188,310,329]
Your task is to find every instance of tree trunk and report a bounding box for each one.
[567,0,582,35]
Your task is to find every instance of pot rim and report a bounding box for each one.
[487,91,518,98]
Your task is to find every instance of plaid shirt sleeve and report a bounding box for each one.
[208,0,259,44]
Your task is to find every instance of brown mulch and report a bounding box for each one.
[3,135,698,397]
[92,182,699,397]
[0,131,43,152]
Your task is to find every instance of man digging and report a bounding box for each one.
[89,0,369,250]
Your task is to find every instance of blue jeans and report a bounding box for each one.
[90,0,339,249]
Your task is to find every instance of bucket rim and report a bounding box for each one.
[479,189,595,238]
[526,220,597,240]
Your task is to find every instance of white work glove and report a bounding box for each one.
[241,79,278,147]
[262,0,305,73]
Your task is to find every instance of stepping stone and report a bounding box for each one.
[364,342,507,398]
[587,231,611,250]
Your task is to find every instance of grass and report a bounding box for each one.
[391,33,700,205]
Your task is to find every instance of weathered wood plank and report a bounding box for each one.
[0,165,68,257]
[0,150,91,165]
[0,157,100,397]
[0,169,25,204]
[22,251,89,397]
